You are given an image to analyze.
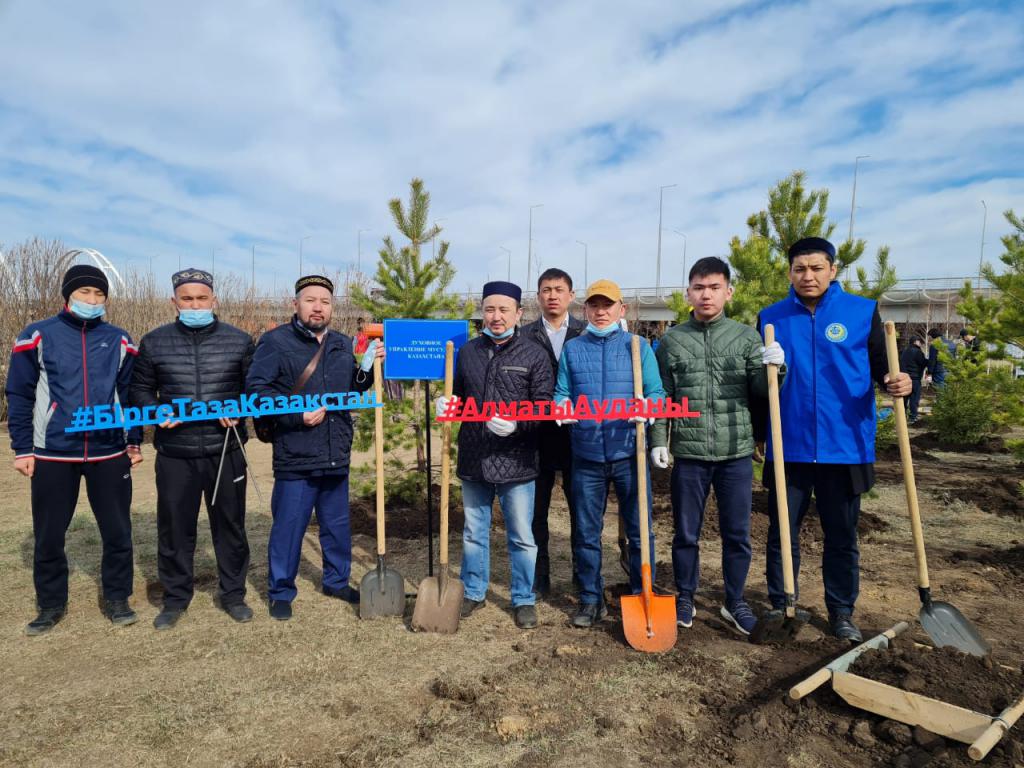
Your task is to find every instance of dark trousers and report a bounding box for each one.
[907,377,923,420]
[572,456,654,606]
[155,451,250,609]
[268,474,351,602]
[532,462,578,581]
[31,455,134,609]
[766,463,860,617]
[670,457,753,605]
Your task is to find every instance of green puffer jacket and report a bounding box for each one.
[650,313,769,461]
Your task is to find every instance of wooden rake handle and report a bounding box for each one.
[764,325,796,611]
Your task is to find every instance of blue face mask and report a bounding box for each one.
[179,309,215,328]
[586,322,618,337]
[69,299,106,320]
[482,326,515,340]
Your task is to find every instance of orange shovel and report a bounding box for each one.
[621,335,677,652]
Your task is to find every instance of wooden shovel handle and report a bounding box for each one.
[439,342,454,567]
[764,325,796,608]
[883,321,930,590]
[374,357,386,557]
[631,336,651,571]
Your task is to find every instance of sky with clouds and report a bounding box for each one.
[1,0,1022,296]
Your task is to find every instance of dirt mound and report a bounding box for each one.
[911,432,1008,454]
[849,636,1020,714]
[942,478,1024,518]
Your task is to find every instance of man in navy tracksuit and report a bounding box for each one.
[7,264,143,635]
[758,238,911,642]
[246,275,382,621]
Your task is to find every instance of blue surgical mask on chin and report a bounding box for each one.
[69,300,105,320]
[482,326,515,340]
[179,308,215,328]
[586,322,617,337]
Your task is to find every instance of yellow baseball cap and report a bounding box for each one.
[584,279,622,303]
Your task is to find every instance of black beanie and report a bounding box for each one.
[61,264,109,302]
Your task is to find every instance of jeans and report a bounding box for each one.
[572,456,654,606]
[460,479,537,607]
[268,474,351,602]
[765,463,860,617]
[670,457,752,605]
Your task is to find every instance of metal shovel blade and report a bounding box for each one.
[920,601,991,657]
[358,556,406,619]
[621,592,677,653]
[750,607,812,645]
[410,567,464,634]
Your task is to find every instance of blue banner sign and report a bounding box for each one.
[383,319,470,381]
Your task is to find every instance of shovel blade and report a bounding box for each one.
[920,601,991,657]
[621,593,677,653]
[358,562,406,619]
[749,608,812,645]
[410,573,464,634]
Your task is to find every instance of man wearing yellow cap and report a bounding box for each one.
[554,280,665,628]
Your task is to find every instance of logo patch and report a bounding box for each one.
[825,323,848,343]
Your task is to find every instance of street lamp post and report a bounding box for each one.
[978,200,988,288]
[527,204,543,288]
[299,235,312,277]
[848,155,870,242]
[500,247,511,281]
[672,230,687,287]
[357,229,371,273]
[656,184,677,296]
[576,240,588,287]
[251,245,257,292]
[211,247,223,281]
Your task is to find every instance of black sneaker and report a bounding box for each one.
[269,600,292,621]
[514,604,538,629]
[571,601,608,628]
[460,598,486,618]
[830,613,863,643]
[533,574,552,596]
[223,602,253,623]
[721,601,757,636]
[153,608,185,630]
[26,606,66,636]
[323,585,360,604]
[105,599,138,627]
[676,597,694,629]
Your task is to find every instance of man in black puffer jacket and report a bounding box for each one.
[435,281,554,630]
[131,268,256,629]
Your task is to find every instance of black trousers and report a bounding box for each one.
[532,462,578,580]
[155,451,249,609]
[31,455,134,609]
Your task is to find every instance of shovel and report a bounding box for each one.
[359,355,406,619]
[750,324,811,644]
[883,321,990,656]
[411,342,464,632]
[621,335,677,652]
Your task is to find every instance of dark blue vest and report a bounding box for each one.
[759,283,877,464]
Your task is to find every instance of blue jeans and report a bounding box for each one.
[460,479,537,607]
[670,457,752,605]
[572,456,654,606]
[268,474,351,602]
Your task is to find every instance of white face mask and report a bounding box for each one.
[69,299,106,320]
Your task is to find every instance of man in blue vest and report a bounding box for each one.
[758,237,911,642]
[554,279,665,628]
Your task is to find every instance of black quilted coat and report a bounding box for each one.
[130,318,255,458]
[452,330,554,484]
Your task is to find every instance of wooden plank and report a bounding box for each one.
[833,672,992,744]
[790,622,910,701]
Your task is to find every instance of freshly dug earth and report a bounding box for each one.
[849,636,1023,714]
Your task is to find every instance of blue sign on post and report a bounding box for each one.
[383,319,470,381]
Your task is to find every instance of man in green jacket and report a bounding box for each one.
[650,257,783,635]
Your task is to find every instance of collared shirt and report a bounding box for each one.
[542,314,569,360]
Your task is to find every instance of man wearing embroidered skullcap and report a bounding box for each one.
[130,268,257,629]
[7,263,143,635]
[756,237,912,643]
[246,275,384,621]
[434,280,553,629]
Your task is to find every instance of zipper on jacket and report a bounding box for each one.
[705,324,713,457]
[601,335,608,461]
[192,333,203,454]
[81,325,89,460]
[810,311,817,463]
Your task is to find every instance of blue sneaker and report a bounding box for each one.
[676,596,694,628]
[721,601,756,635]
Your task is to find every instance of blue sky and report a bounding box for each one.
[0,0,1022,295]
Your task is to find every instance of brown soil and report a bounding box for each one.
[911,432,1009,455]
[849,636,1021,714]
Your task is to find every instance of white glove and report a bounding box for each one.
[650,447,670,469]
[554,398,578,426]
[359,340,380,372]
[435,395,457,418]
[761,342,785,367]
[486,416,516,437]
[629,399,655,426]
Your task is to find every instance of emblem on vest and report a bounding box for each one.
[825,323,848,343]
